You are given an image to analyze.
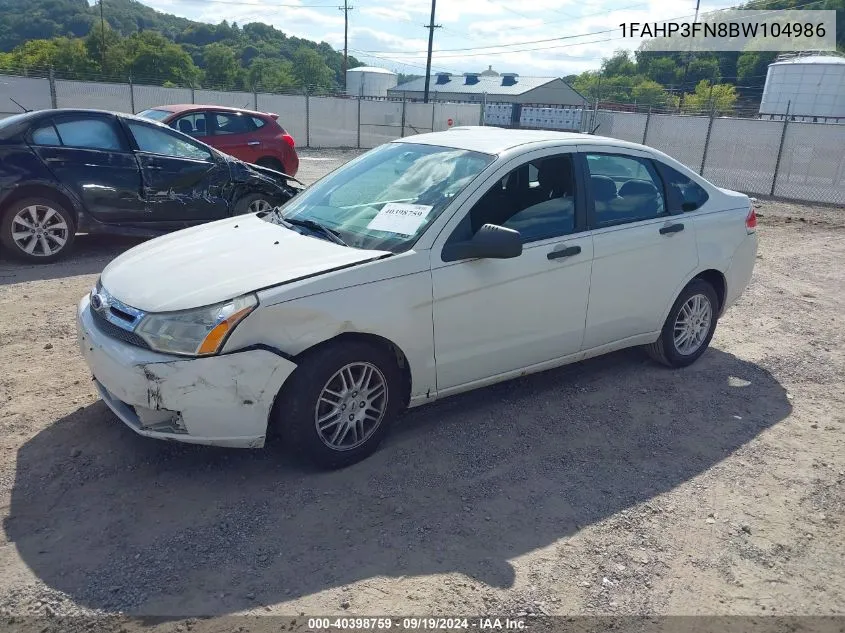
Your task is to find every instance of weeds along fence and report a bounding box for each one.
[0,69,843,205]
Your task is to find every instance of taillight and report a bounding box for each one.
[282,133,295,148]
[745,204,757,233]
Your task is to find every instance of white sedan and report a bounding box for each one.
[77,128,758,468]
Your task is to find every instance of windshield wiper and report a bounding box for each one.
[277,214,348,246]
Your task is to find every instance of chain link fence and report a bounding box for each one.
[1,69,843,205]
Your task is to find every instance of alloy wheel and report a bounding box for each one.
[10,204,69,257]
[314,362,388,451]
[673,293,713,355]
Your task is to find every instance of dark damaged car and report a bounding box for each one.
[0,109,301,262]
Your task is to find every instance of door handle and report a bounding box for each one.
[659,222,684,235]
[547,245,581,260]
[247,141,261,146]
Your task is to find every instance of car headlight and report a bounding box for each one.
[136,294,258,356]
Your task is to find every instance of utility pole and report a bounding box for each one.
[339,0,354,91]
[99,0,107,70]
[422,0,441,104]
[678,0,701,111]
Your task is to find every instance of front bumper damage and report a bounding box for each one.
[77,296,297,448]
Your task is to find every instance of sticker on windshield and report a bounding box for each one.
[367,203,432,236]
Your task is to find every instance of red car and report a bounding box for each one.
[137,104,299,177]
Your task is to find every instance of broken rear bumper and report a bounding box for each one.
[77,296,297,448]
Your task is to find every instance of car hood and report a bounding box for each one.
[100,214,390,312]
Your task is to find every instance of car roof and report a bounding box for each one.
[393,126,649,155]
[145,104,273,118]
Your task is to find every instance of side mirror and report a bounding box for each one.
[442,223,523,262]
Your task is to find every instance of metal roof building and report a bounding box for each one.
[387,72,588,106]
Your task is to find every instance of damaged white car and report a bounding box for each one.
[77,128,758,468]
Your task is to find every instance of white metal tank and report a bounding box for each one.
[346,67,398,97]
[759,54,845,122]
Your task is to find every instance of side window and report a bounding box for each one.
[53,118,124,151]
[31,123,61,146]
[212,113,255,135]
[586,153,666,226]
[171,112,209,137]
[251,116,266,129]
[657,162,710,212]
[127,122,213,161]
[459,153,577,244]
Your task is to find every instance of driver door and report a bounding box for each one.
[430,149,594,394]
[123,119,230,225]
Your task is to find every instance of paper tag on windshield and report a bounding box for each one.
[367,203,432,236]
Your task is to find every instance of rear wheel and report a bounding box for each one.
[0,197,75,262]
[646,279,719,368]
[274,341,404,469]
[233,192,277,216]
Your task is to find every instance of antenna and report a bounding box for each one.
[9,97,30,112]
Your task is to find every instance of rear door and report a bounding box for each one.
[208,111,263,164]
[28,113,145,223]
[122,119,231,224]
[578,146,699,351]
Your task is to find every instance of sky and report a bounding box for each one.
[138,0,742,77]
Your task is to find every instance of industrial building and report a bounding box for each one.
[345,67,399,97]
[759,52,845,123]
[387,72,588,107]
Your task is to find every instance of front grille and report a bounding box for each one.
[91,307,151,350]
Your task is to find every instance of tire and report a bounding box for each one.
[274,341,404,469]
[256,157,286,173]
[0,197,75,263]
[233,192,278,216]
[646,279,719,368]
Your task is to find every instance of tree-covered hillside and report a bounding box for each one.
[0,0,362,91]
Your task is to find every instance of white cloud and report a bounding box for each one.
[124,0,754,77]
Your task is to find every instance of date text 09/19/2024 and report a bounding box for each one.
[307,618,528,630]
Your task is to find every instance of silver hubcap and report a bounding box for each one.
[315,362,388,451]
[11,205,68,256]
[673,293,713,355]
[248,199,273,214]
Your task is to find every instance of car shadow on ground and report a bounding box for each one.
[0,234,145,285]
[5,347,791,616]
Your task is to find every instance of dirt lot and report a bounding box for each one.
[0,149,843,626]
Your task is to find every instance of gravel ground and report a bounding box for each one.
[0,148,843,630]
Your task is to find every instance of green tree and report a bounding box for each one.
[644,57,680,86]
[247,57,295,92]
[86,22,128,77]
[685,57,721,89]
[202,42,238,88]
[292,46,333,90]
[682,80,738,115]
[1,37,96,77]
[736,51,777,94]
[601,50,637,77]
[632,79,675,107]
[123,31,199,86]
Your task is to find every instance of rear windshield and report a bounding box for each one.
[137,109,173,122]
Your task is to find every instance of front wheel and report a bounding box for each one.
[274,341,404,469]
[233,192,277,216]
[646,279,719,368]
[0,197,75,262]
